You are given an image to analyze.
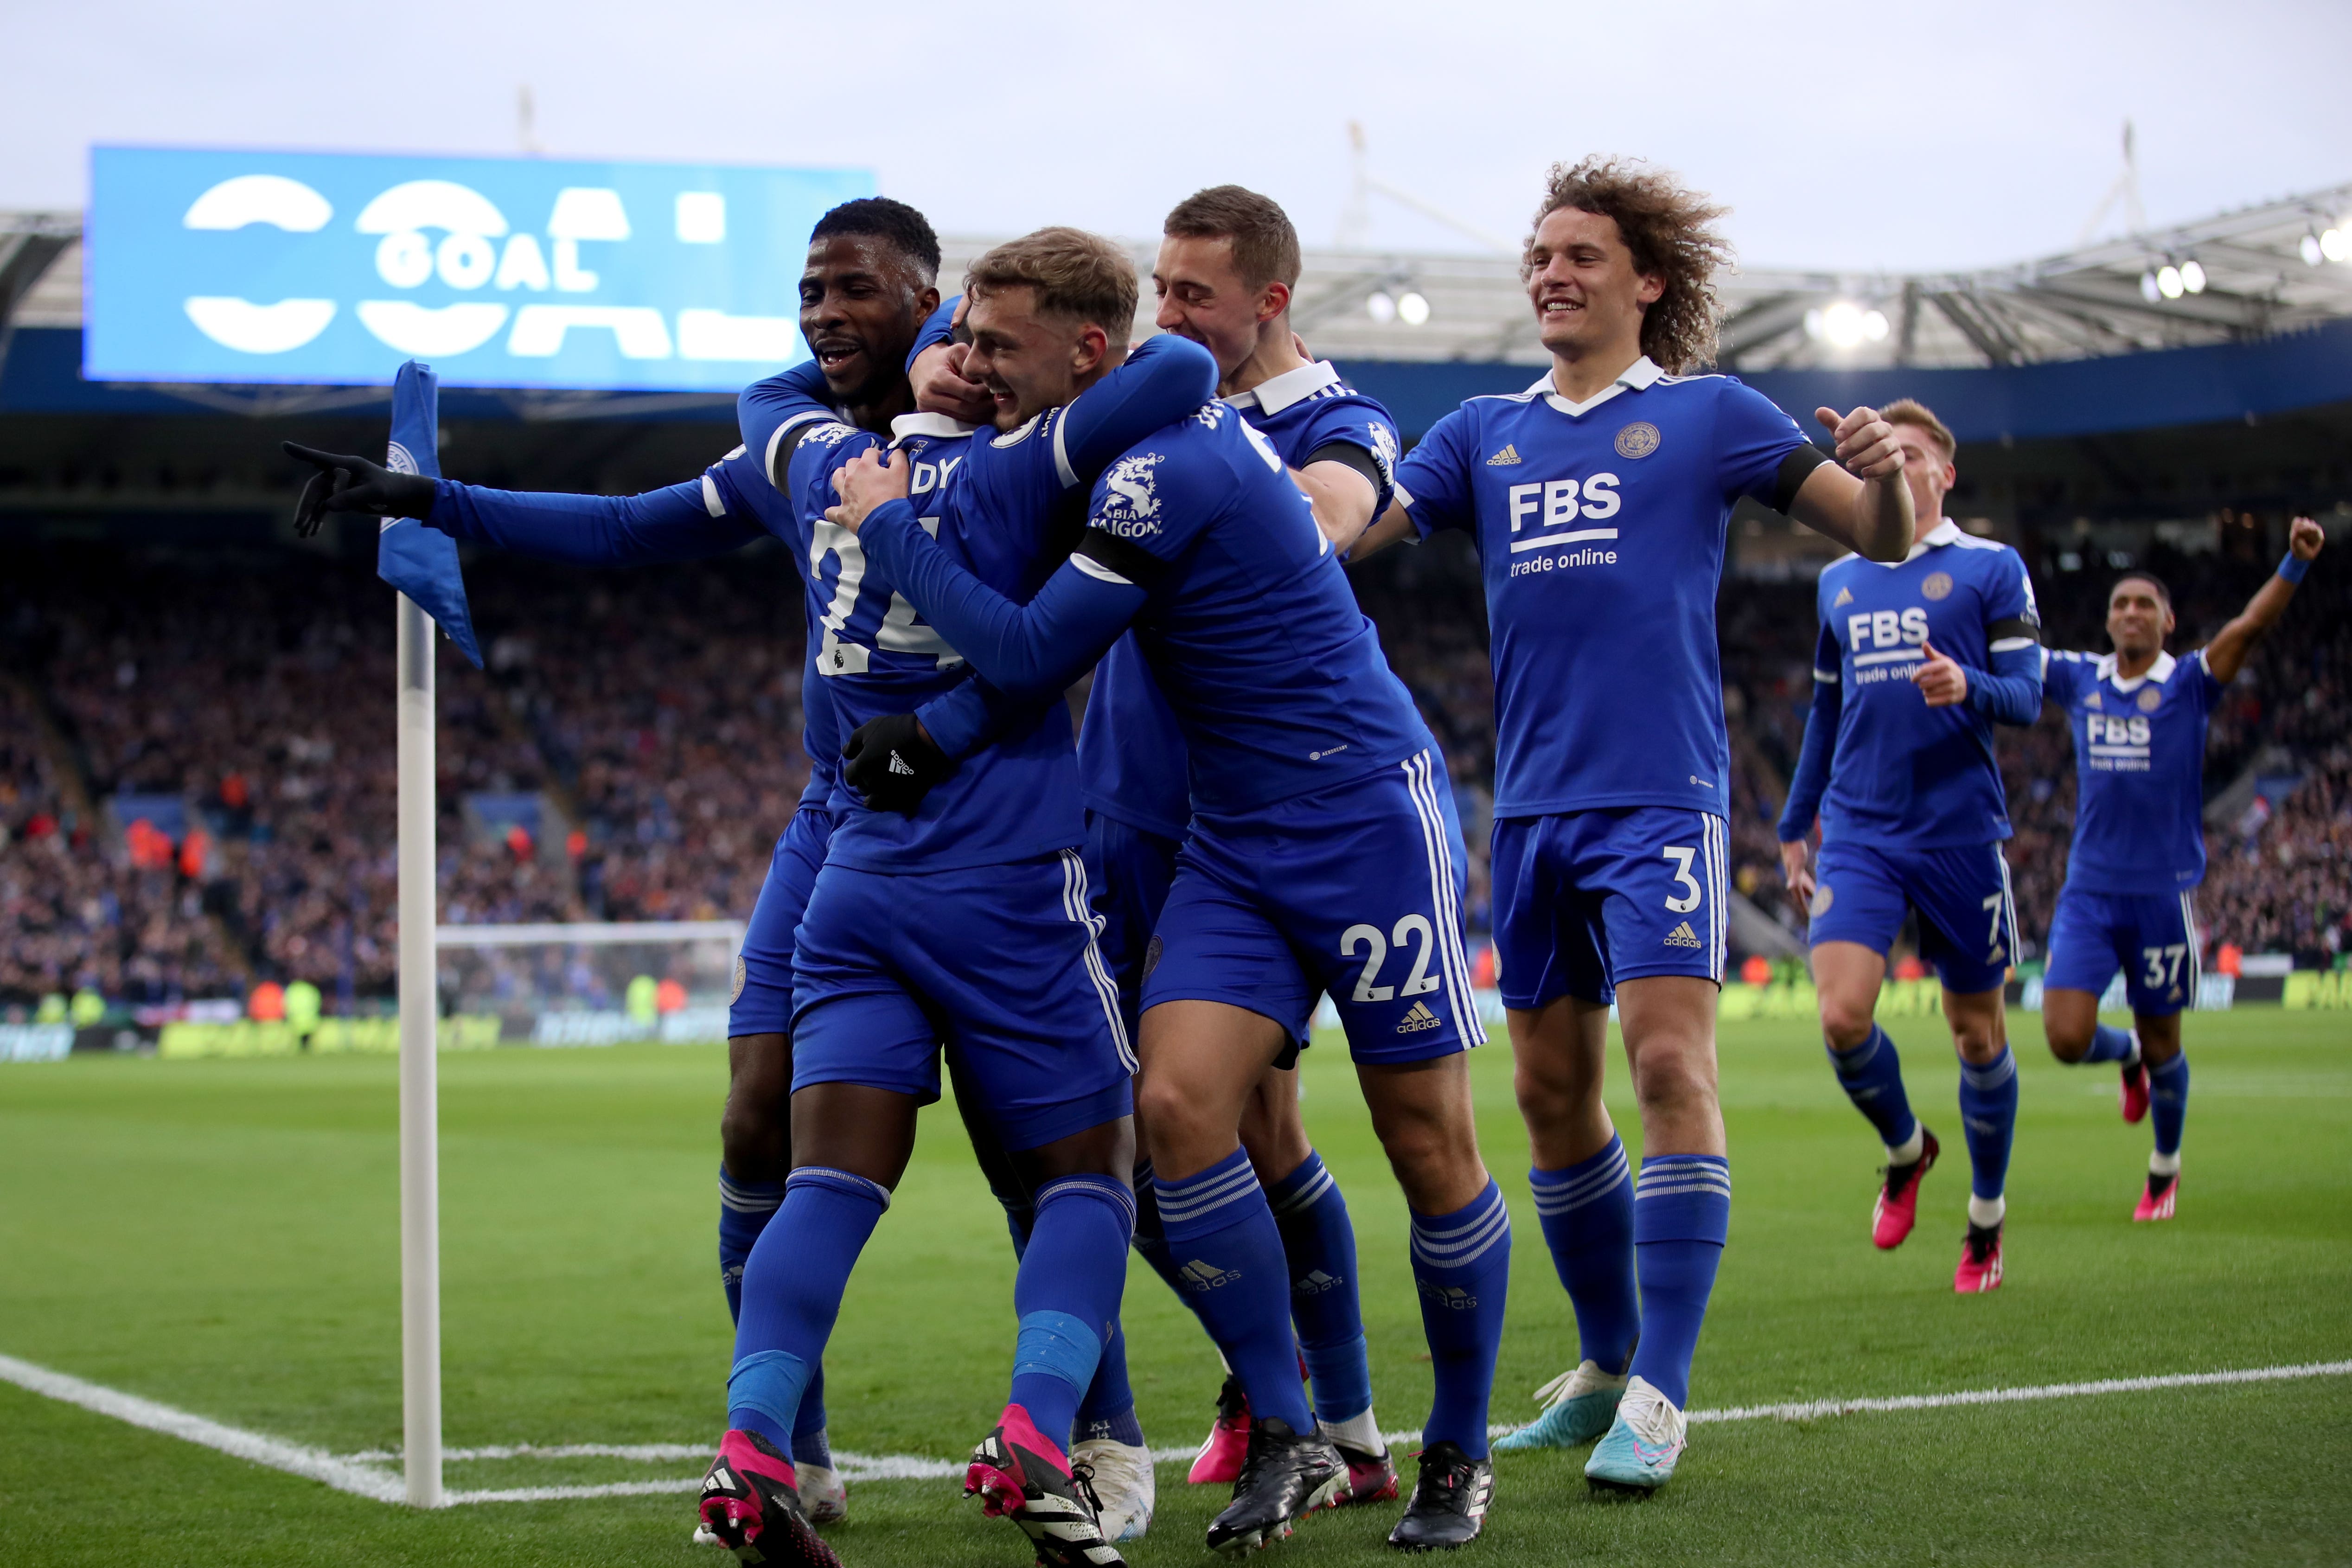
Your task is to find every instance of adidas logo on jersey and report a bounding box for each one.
[1179,1259,1239,1291]
[1832,586,1853,608]
[1296,1268,1343,1295]
[1396,1001,1441,1034]
[2084,691,2103,709]
[1485,443,1522,466]
[887,751,917,776]
[1663,921,1702,949]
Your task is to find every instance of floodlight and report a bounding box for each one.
[1862,309,1890,343]
[2156,265,2184,300]
[1803,307,1825,340]
[2322,228,2350,263]
[2301,234,2325,266]
[1821,300,1867,349]
[2179,259,2206,294]
[1396,291,1430,326]
[1366,290,1397,323]
[2139,271,2161,303]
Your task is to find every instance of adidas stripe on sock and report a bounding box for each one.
[1153,1149,1313,1432]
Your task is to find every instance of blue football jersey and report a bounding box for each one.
[1393,359,1808,817]
[1080,361,1401,838]
[2042,647,2224,893]
[1081,401,1429,814]
[1809,521,2042,849]
[775,412,1085,872]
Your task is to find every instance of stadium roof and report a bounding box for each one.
[6,181,2351,435]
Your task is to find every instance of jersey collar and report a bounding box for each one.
[1870,518,1962,566]
[890,411,981,440]
[1528,355,1664,418]
[2095,649,2176,691]
[1225,358,1342,416]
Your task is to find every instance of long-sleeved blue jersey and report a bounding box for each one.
[1778,519,2043,850]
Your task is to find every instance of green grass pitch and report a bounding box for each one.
[3,1010,2348,1566]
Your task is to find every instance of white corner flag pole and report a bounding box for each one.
[395,591,444,1508]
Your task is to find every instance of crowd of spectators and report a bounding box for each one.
[2,513,2345,1011]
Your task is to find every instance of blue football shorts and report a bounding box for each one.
[790,848,1135,1151]
[1807,838,2019,995]
[1084,809,1182,1039]
[2042,883,2202,1016]
[1143,749,1483,1065]
[1490,806,1730,1009]
[727,803,837,1038]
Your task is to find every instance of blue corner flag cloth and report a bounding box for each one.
[375,360,482,669]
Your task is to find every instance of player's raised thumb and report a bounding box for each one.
[1814,406,1841,433]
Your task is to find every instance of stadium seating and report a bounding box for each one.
[1,524,2345,1012]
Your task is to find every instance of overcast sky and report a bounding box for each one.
[6,0,2347,274]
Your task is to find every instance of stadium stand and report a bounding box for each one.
[3,508,2346,1013]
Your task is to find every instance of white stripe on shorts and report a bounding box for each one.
[1401,752,1484,1047]
[1059,849,1136,1072]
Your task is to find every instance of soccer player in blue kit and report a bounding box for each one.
[2039,518,2326,1221]
[1102,186,1403,1504]
[1776,400,2045,1296]
[286,197,953,1532]
[1351,157,1915,1493]
[703,231,1220,1568]
[830,237,1507,1553]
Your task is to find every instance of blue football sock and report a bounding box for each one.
[1528,1134,1638,1376]
[1154,1149,1313,1432]
[2083,1024,2139,1065]
[1828,1024,1918,1150]
[1408,1179,1512,1459]
[1129,1158,1199,1305]
[729,1167,888,1453]
[1074,1318,1146,1448]
[2148,1052,2189,1158]
[1957,1047,2020,1202]
[717,1167,783,1325]
[791,1366,830,1469]
[1627,1155,1731,1411]
[1266,1150,1373,1425]
[1009,1175,1135,1451]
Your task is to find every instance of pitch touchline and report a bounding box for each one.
[6,1352,2347,1507]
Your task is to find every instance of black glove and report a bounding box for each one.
[282,441,441,538]
[842,712,953,816]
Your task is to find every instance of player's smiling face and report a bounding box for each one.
[798,235,937,407]
[1524,206,1662,361]
[1152,235,1273,381]
[961,285,1111,433]
[2106,579,2174,660]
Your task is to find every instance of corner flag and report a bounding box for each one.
[376,360,483,670]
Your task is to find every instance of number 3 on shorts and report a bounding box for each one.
[1662,846,1702,914]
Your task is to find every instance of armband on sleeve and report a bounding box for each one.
[1986,615,2041,653]
[1771,443,1833,513]
[1304,441,1385,497]
[1073,528,1173,589]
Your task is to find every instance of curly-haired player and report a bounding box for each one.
[1355,155,1916,1493]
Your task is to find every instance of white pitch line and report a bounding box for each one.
[1685,1359,2352,1425]
[0,1352,405,1505]
[7,1351,2348,1507]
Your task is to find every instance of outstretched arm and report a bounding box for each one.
[1786,406,1913,562]
[2204,517,2326,684]
[832,451,1146,701]
[283,441,760,563]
